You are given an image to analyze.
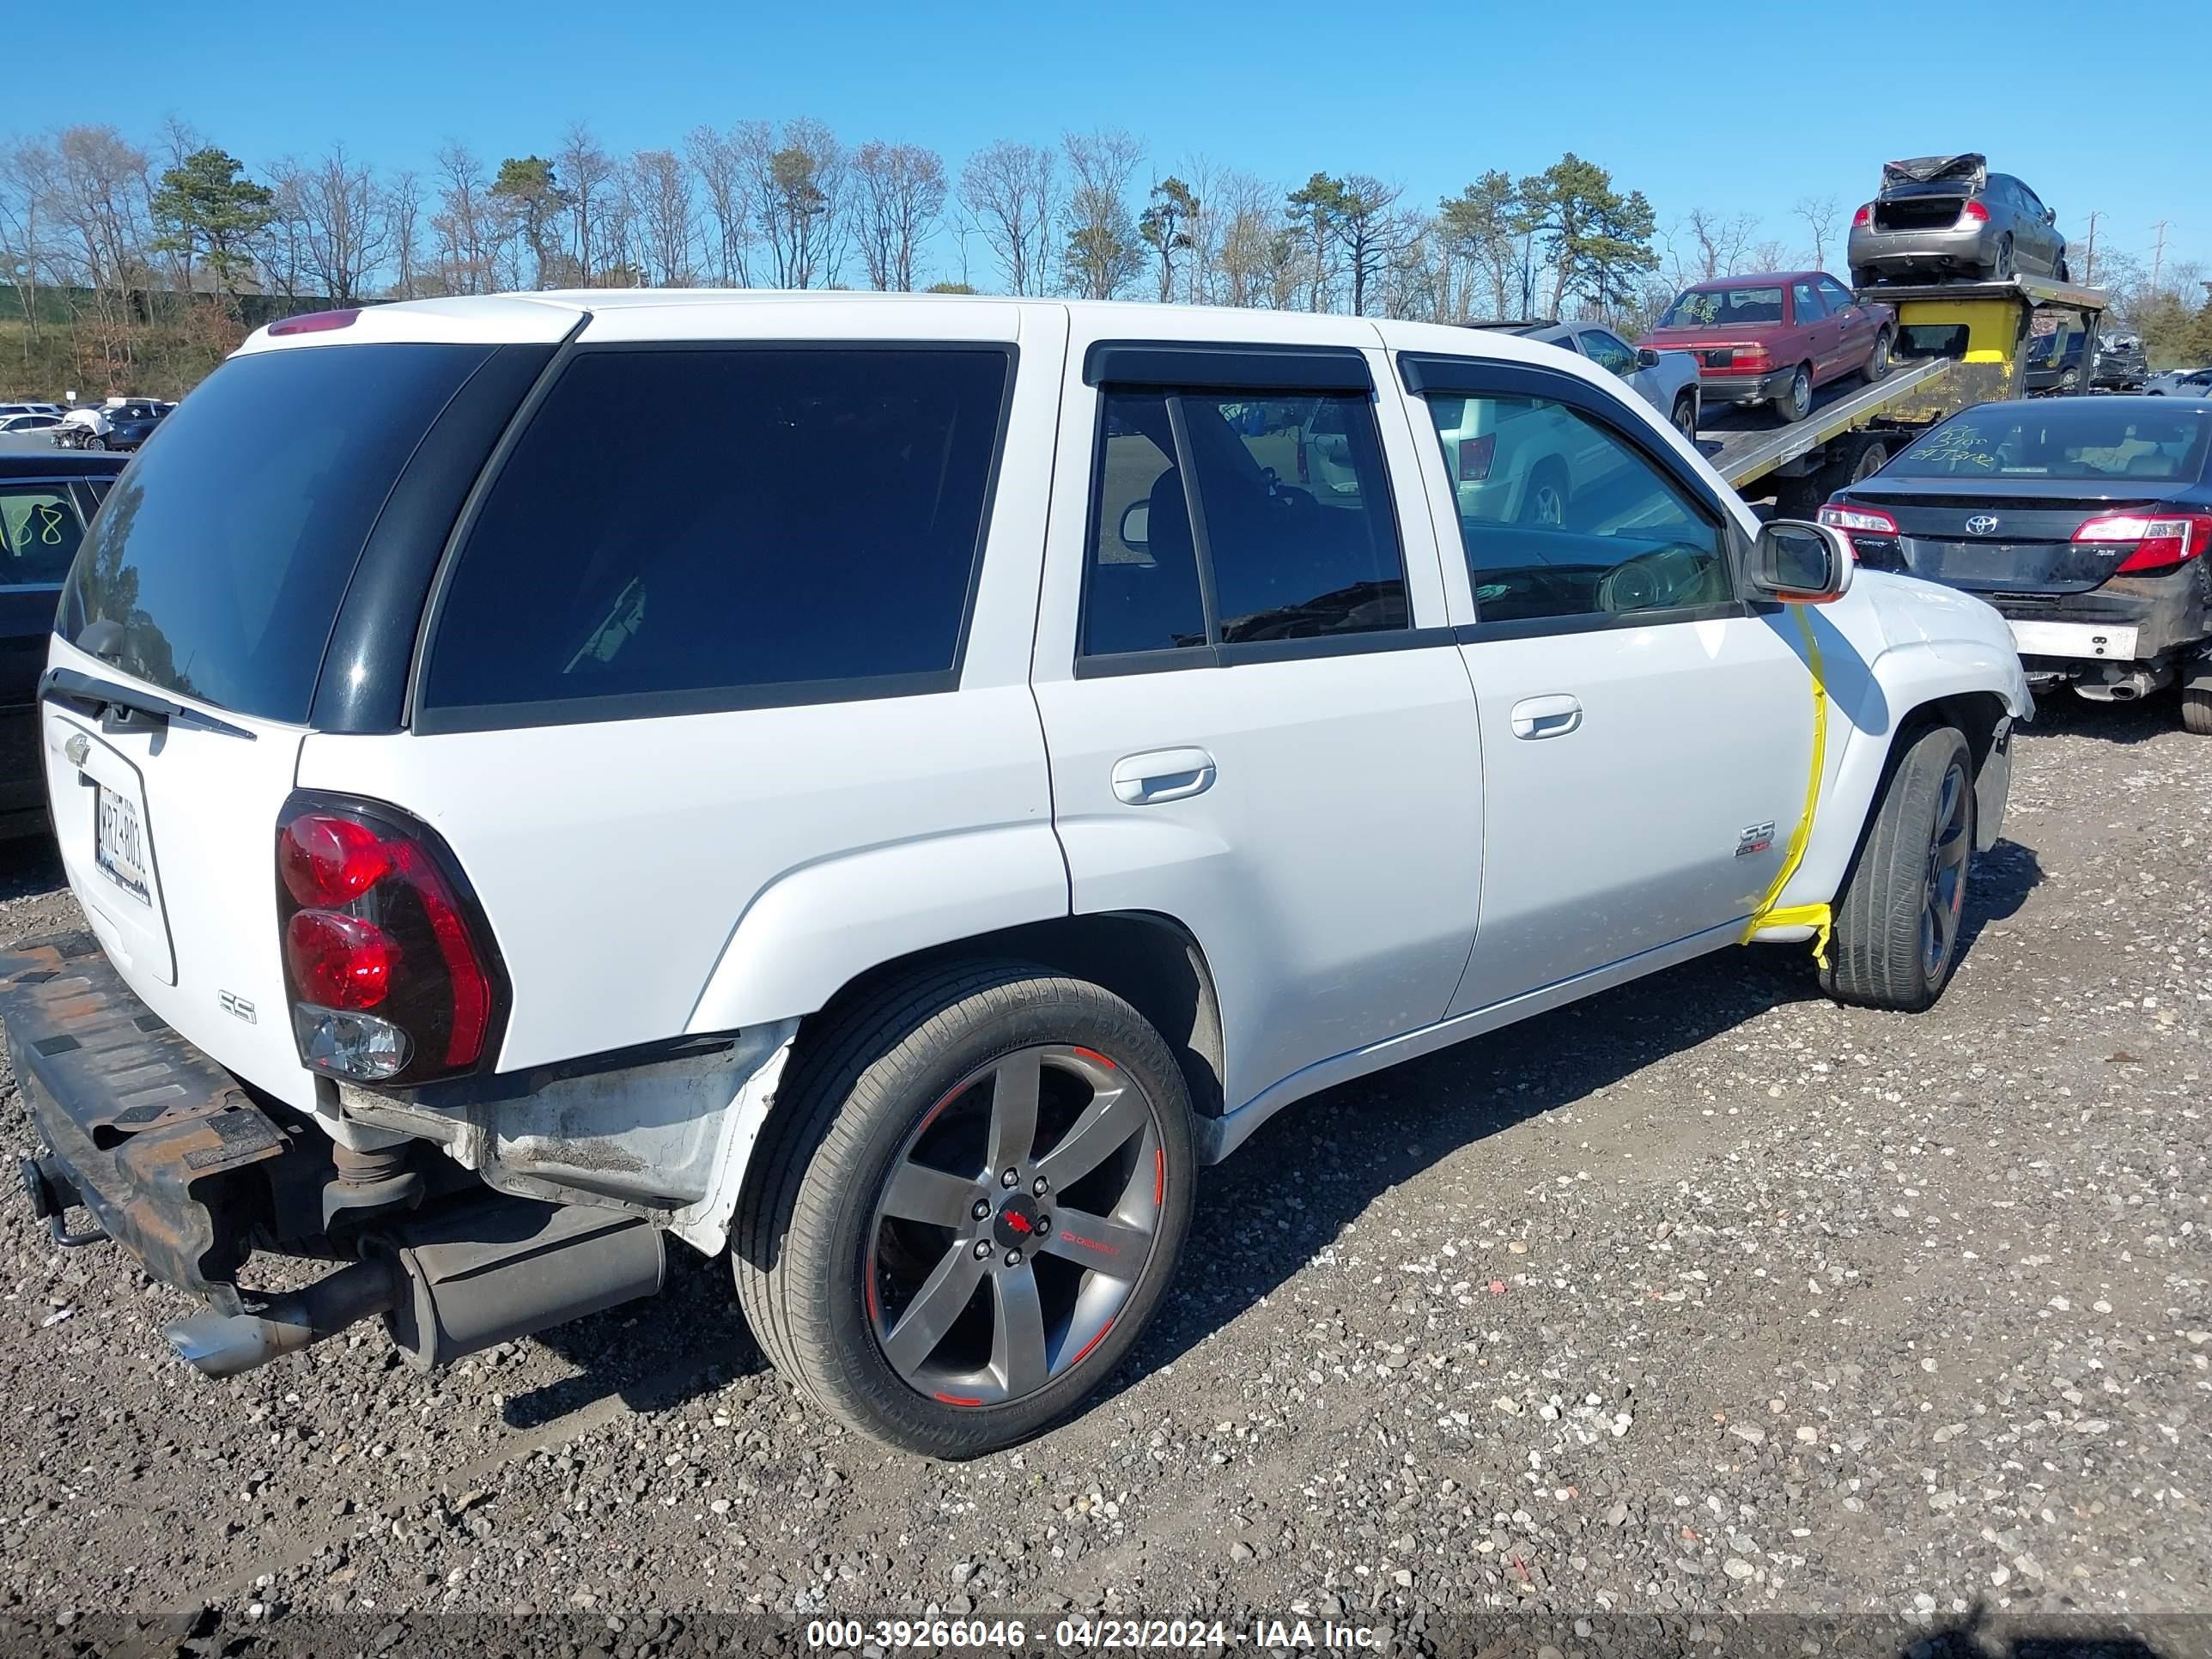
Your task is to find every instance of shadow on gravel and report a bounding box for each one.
[501,1244,764,1428]
[1099,840,2047,1402]
[0,834,63,902]
[2017,690,2184,747]
[1914,1605,2169,1659]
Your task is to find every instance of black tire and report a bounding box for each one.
[1670,392,1698,443]
[1776,364,1814,424]
[1848,438,1890,483]
[733,960,1195,1458]
[2056,256,2071,283]
[1990,236,2015,281]
[85,435,106,452]
[1864,329,1893,383]
[1519,459,1570,527]
[1820,725,1976,1012]
[2184,687,2212,737]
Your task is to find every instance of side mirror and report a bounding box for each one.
[1748,519,1854,604]
[1118,499,1151,551]
[1635,347,1662,369]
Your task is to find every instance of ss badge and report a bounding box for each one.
[218,990,257,1024]
[1735,821,1777,858]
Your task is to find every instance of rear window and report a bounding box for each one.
[1660,287,1784,328]
[59,343,495,722]
[1887,403,2212,482]
[418,346,1011,726]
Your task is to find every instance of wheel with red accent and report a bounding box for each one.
[732,962,1194,1457]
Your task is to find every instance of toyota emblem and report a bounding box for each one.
[1966,514,2000,536]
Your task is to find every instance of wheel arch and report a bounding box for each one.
[796,910,1227,1126]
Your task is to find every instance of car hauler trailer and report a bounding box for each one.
[1706,271,2109,514]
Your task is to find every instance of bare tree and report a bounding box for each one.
[1677,207,1760,283]
[737,118,845,289]
[1060,129,1145,300]
[52,126,156,374]
[1794,194,1840,270]
[685,124,755,287]
[631,149,695,287]
[1210,171,1278,308]
[290,143,390,306]
[556,123,614,284]
[851,140,946,291]
[960,139,1057,295]
[0,138,59,348]
[428,143,493,295]
[1336,174,1407,316]
[387,170,422,300]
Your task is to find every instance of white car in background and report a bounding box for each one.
[1465,319,1703,441]
[2146,366,2212,398]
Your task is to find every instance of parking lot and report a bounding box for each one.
[0,692,2203,1653]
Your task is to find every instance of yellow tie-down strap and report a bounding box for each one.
[1741,605,1833,967]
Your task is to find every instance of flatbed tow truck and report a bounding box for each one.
[1701,271,2111,513]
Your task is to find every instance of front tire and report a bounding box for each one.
[85,435,106,451]
[1670,392,1698,442]
[1820,726,1976,1012]
[734,962,1195,1457]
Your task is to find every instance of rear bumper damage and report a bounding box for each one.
[2,934,665,1376]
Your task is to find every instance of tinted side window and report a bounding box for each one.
[0,486,85,586]
[1182,393,1407,643]
[1818,277,1856,313]
[1081,392,1206,656]
[423,347,1010,720]
[1423,392,1730,625]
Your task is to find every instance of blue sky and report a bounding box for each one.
[11,0,2206,287]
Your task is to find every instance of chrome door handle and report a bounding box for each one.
[1111,747,1217,805]
[1510,695,1583,739]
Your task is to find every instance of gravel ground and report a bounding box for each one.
[0,696,2205,1658]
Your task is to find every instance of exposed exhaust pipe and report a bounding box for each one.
[162,1200,664,1379]
[2075,664,2172,703]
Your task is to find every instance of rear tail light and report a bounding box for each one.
[1818,502,1899,562]
[2073,512,2212,574]
[1852,204,1872,228]
[1458,432,1497,482]
[276,797,504,1085]
[1729,343,1773,373]
[1960,200,1990,225]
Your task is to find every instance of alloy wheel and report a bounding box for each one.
[866,1044,1163,1408]
[1921,760,1972,978]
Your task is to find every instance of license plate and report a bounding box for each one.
[2008,619,2139,661]
[94,783,151,903]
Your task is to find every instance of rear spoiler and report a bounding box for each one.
[1881,153,1987,191]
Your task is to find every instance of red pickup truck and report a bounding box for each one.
[1637,271,1894,424]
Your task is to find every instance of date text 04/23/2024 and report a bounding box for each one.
[803,1618,1379,1649]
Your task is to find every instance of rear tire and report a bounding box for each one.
[1820,725,1976,1012]
[1990,236,2016,281]
[2183,687,2212,737]
[1519,460,1570,527]
[1776,365,1814,423]
[733,961,1195,1457]
[2056,256,2072,283]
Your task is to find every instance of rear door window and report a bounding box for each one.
[0,485,86,586]
[419,346,1012,726]
[59,343,499,721]
[1079,388,1408,664]
[1792,282,1827,322]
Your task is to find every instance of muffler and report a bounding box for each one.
[162,1199,665,1378]
[2075,664,2172,702]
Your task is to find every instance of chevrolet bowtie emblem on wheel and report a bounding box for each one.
[64,732,89,769]
[1966,515,2000,535]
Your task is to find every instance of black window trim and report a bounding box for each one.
[1084,340,1372,392]
[1073,374,1437,675]
[1393,352,1753,637]
[407,336,1020,738]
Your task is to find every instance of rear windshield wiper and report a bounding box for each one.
[40,665,256,741]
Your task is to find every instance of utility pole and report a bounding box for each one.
[2150,220,2168,294]
[2081,210,2100,284]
